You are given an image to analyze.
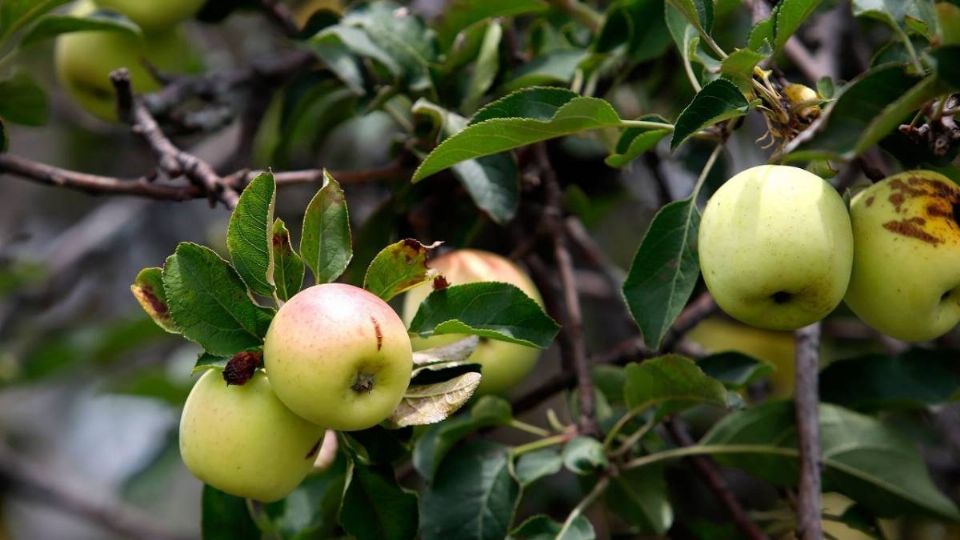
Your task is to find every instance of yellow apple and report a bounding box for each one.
[96,0,206,33]
[179,370,325,502]
[401,249,543,395]
[55,1,201,121]
[843,171,960,341]
[699,165,854,330]
[263,283,413,431]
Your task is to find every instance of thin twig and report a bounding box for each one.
[0,443,191,540]
[794,322,822,540]
[666,419,769,540]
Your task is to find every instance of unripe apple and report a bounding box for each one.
[263,283,413,431]
[843,171,960,341]
[179,370,325,502]
[401,249,543,395]
[96,0,206,33]
[783,83,821,122]
[55,1,201,121]
[699,165,854,330]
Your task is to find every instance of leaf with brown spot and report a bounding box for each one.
[386,372,482,428]
[130,267,178,333]
[272,218,305,301]
[363,239,441,301]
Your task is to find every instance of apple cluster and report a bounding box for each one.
[54,0,205,121]
[180,250,544,502]
[700,165,960,342]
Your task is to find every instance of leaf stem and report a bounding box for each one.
[690,142,725,202]
[509,419,551,437]
[556,476,609,538]
[511,433,570,457]
[622,444,798,471]
[611,417,656,458]
[620,119,676,131]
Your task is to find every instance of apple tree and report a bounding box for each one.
[0,0,960,539]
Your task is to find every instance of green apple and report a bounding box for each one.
[843,171,960,341]
[263,283,413,431]
[401,249,543,395]
[96,0,206,33]
[699,165,854,330]
[55,2,201,121]
[179,369,325,502]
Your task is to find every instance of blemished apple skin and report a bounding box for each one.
[97,0,206,32]
[263,283,413,431]
[179,370,325,503]
[55,26,199,121]
[401,249,543,395]
[698,165,854,331]
[843,171,960,341]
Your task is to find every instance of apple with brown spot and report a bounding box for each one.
[263,283,413,430]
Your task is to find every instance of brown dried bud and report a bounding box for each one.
[223,351,263,386]
[432,275,450,290]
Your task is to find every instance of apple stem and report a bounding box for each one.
[351,372,375,393]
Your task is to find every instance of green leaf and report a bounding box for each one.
[20,10,141,47]
[698,352,774,390]
[0,0,70,40]
[671,78,749,148]
[407,282,560,348]
[435,0,547,49]
[201,485,259,540]
[666,0,714,34]
[301,171,352,284]
[605,466,673,535]
[412,99,520,223]
[605,126,671,167]
[621,199,701,349]
[363,239,439,301]
[701,401,960,520]
[340,461,418,540]
[784,65,941,162]
[0,72,47,126]
[623,354,727,415]
[853,0,938,39]
[387,372,482,428]
[513,448,563,487]
[561,437,609,475]
[413,87,626,181]
[462,21,502,114]
[162,243,273,356]
[130,267,177,334]
[501,49,588,93]
[930,45,960,88]
[820,349,960,411]
[421,440,519,540]
[266,455,347,539]
[227,173,276,297]
[759,0,824,51]
[192,352,229,374]
[595,0,671,63]
[510,514,595,540]
[271,219,305,302]
[413,396,512,481]
[719,48,766,93]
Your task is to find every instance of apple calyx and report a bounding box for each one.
[351,371,376,393]
[223,351,262,386]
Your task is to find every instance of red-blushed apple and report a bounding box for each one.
[401,249,543,395]
[179,370,325,502]
[844,171,960,341]
[699,165,854,330]
[263,283,413,431]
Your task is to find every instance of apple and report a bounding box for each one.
[401,249,543,395]
[179,369,325,502]
[263,283,413,431]
[783,83,820,122]
[699,165,854,330]
[96,0,206,33]
[843,171,960,341]
[55,1,201,121]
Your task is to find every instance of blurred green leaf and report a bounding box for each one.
[0,0,70,41]
[0,72,47,126]
[562,436,608,475]
[266,454,347,539]
[341,460,418,540]
[20,9,141,47]
[510,514,595,540]
[363,238,438,301]
[513,448,562,486]
[462,21,502,114]
[162,243,273,356]
[698,352,774,389]
[666,0,713,34]
[501,49,588,92]
[605,122,671,167]
[201,485,259,540]
[421,440,519,540]
[227,173,276,297]
[605,465,673,535]
[301,171,352,284]
[594,0,671,62]
[407,282,560,348]
[624,355,727,415]
[435,0,547,49]
[271,219,305,302]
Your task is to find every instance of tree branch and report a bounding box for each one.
[794,322,822,540]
